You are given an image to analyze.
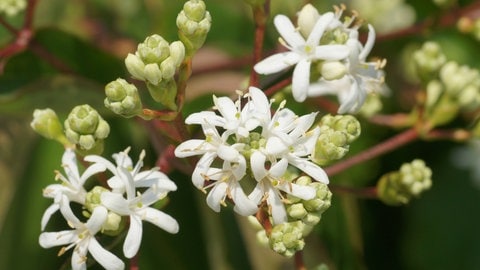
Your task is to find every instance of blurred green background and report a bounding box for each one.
[2,0,480,269]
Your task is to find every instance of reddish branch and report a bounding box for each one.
[249,1,270,88]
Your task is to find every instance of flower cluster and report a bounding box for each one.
[254,4,388,114]
[175,87,328,225]
[0,0,26,16]
[39,148,178,269]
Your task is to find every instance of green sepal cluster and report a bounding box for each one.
[104,78,143,118]
[176,0,211,56]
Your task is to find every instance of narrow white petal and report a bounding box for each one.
[192,152,216,188]
[217,144,240,162]
[306,12,334,46]
[308,79,340,97]
[292,60,311,102]
[269,158,289,178]
[288,156,329,184]
[39,230,76,248]
[248,183,265,204]
[254,52,301,74]
[174,139,208,157]
[274,15,306,48]
[314,45,349,60]
[41,204,60,230]
[71,245,88,270]
[62,149,80,184]
[248,87,271,117]
[214,96,238,121]
[83,155,117,174]
[58,195,82,227]
[231,182,258,216]
[88,238,125,270]
[289,112,317,139]
[278,182,316,200]
[265,136,288,156]
[101,192,131,216]
[250,151,267,181]
[85,206,108,234]
[267,187,287,225]
[141,207,179,234]
[359,24,376,60]
[206,182,228,212]
[79,163,107,185]
[186,111,225,126]
[123,215,143,258]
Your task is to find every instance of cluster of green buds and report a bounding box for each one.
[176,0,211,55]
[125,34,185,110]
[377,159,432,206]
[0,0,26,16]
[64,104,110,154]
[313,114,361,165]
[411,42,480,127]
[104,78,143,118]
[251,176,332,257]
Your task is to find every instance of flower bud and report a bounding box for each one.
[84,186,125,236]
[105,79,143,118]
[0,0,26,17]
[137,34,170,64]
[412,42,446,82]
[322,114,361,143]
[125,53,146,81]
[31,108,66,142]
[143,63,163,85]
[287,203,308,220]
[269,221,305,257]
[297,4,320,38]
[377,159,432,206]
[160,57,177,80]
[64,104,110,152]
[169,41,186,67]
[318,61,347,81]
[177,0,211,54]
[425,80,444,108]
[313,128,349,165]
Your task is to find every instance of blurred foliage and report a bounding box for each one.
[2,0,480,270]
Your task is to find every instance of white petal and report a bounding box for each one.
[141,207,179,234]
[230,182,258,216]
[186,111,225,127]
[117,167,136,200]
[83,155,117,174]
[269,158,289,178]
[359,24,376,61]
[79,162,107,185]
[72,244,88,270]
[58,195,82,227]
[39,230,76,248]
[174,139,208,157]
[265,136,288,156]
[278,182,316,200]
[217,144,240,162]
[308,79,340,97]
[101,192,131,216]
[62,149,80,184]
[306,12,334,46]
[288,156,329,184]
[206,182,228,212]
[250,151,267,181]
[288,112,317,139]
[192,152,216,188]
[314,44,350,60]
[85,206,108,234]
[41,204,59,231]
[254,51,301,74]
[214,96,238,121]
[88,238,125,270]
[107,176,125,192]
[267,187,287,225]
[292,59,311,102]
[123,215,143,258]
[274,15,306,48]
[248,183,265,204]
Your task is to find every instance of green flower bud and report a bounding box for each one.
[303,182,332,213]
[169,41,186,67]
[160,57,177,80]
[146,80,178,110]
[105,78,143,118]
[64,104,110,151]
[457,84,480,109]
[440,61,479,96]
[287,203,308,220]
[318,61,347,81]
[137,34,170,64]
[313,128,349,165]
[425,80,444,108]
[269,221,305,257]
[30,108,66,143]
[177,0,211,54]
[0,0,26,17]
[377,159,432,206]
[297,4,319,38]
[125,53,146,81]
[412,42,446,82]
[144,63,163,85]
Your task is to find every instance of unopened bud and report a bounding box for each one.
[269,221,305,257]
[177,0,211,54]
[105,79,143,118]
[297,4,320,38]
[319,61,347,81]
[125,53,146,81]
[137,34,170,64]
[31,108,66,143]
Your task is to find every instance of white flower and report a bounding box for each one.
[248,153,317,224]
[308,26,388,114]
[248,87,329,184]
[101,166,178,258]
[254,12,349,102]
[41,148,107,230]
[39,195,124,270]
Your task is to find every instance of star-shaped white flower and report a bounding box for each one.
[248,153,317,224]
[308,26,388,114]
[39,195,124,270]
[254,12,349,102]
[101,166,179,258]
[41,148,107,230]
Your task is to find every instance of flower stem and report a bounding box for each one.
[294,251,307,270]
[249,1,270,88]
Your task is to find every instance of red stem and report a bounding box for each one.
[294,251,307,270]
[325,128,419,176]
[249,1,270,88]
